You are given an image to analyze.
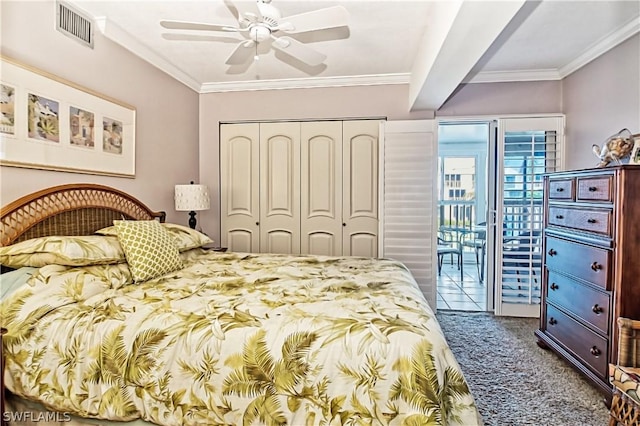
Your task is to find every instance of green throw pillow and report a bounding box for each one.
[113,220,183,283]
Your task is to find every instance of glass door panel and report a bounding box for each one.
[438,156,477,230]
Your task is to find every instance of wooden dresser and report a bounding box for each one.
[535,166,640,400]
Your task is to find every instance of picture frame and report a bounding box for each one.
[629,136,640,165]
[0,56,135,177]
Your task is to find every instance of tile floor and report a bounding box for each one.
[436,253,487,312]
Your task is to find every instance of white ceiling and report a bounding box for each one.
[70,0,639,111]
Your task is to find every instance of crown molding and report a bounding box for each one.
[465,69,561,83]
[94,17,202,92]
[558,16,640,79]
[199,73,410,93]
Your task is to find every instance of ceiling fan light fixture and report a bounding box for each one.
[249,24,271,42]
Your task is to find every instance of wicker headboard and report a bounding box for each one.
[0,183,165,246]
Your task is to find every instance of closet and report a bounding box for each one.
[220,119,380,257]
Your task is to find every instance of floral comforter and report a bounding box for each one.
[2,250,481,426]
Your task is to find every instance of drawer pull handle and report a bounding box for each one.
[549,317,557,325]
[550,283,559,290]
[587,218,597,224]
[555,215,564,220]
[556,187,564,192]
[548,249,557,256]
[590,346,601,356]
[588,186,597,192]
[592,304,603,314]
[591,262,602,271]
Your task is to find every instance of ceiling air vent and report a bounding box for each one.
[56,1,94,48]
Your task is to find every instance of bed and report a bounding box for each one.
[0,183,482,426]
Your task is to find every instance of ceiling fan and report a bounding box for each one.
[160,0,349,67]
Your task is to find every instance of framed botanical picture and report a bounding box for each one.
[27,93,60,143]
[0,56,136,177]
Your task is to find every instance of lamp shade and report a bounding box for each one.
[174,184,210,211]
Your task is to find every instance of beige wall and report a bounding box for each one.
[437,80,563,117]
[198,84,433,242]
[562,34,640,170]
[0,0,199,225]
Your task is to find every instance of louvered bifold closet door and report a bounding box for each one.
[381,120,437,307]
[495,117,564,317]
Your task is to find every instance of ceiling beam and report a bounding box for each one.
[409,0,527,111]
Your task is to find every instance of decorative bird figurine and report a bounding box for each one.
[592,128,636,167]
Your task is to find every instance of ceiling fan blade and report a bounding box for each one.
[279,6,349,34]
[225,40,256,65]
[162,33,240,43]
[272,36,326,66]
[160,20,239,32]
[223,0,240,21]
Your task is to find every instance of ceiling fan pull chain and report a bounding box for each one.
[254,33,259,62]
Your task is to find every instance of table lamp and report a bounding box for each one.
[174,181,210,229]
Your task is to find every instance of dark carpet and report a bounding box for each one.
[436,311,611,426]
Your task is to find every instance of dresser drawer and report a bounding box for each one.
[548,178,574,200]
[547,206,612,236]
[546,270,610,335]
[576,176,613,202]
[545,304,608,378]
[545,235,610,289]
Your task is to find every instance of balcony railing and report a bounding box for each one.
[503,200,544,238]
[438,200,475,229]
[438,200,544,235]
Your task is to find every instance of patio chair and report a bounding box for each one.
[461,222,486,280]
[437,234,463,281]
[609,317,640,426]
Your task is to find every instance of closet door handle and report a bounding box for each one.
[256,222,259,226]
[343,223,346,227]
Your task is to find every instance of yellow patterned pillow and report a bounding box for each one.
[113,220,183,283]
